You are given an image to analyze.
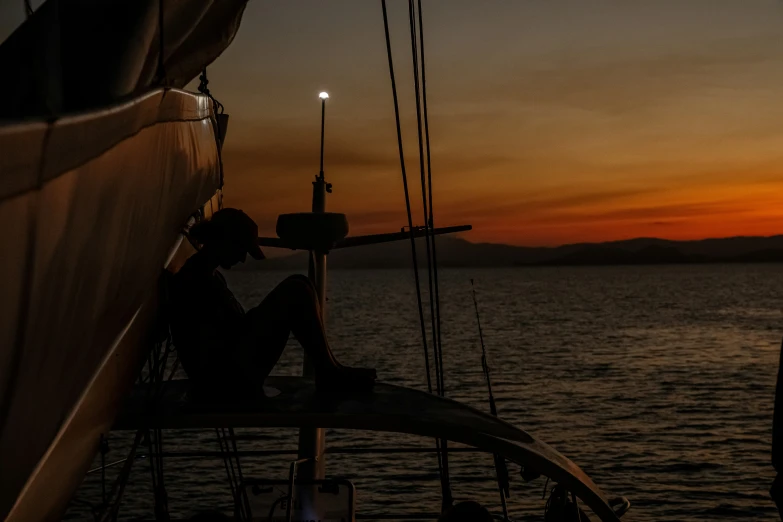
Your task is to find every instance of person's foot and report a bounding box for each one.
[316,366,377,393]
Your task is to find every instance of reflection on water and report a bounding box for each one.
[66,265,782,521]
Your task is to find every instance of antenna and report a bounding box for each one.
[318,92,328,179]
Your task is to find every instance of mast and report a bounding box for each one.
[296,91,331,480]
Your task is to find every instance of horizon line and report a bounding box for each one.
[461,232,783,249]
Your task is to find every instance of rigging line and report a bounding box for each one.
[156,0,166,85]
[154,428,169,518]
[99,430,145,522]
[198,68,227,190]
[417,0,445,399]
[24,0,32,17]
[198,68,225,115]
[147,346,170,519]
[407,0,441,398]
[215,427,247,520]
[145,431,159,514]
[382,1,447,502]
[380,0,434,395]
[408,1,453,510]
[228,427,252,519]
[216,428,239,513]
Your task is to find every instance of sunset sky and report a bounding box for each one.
[5,1,783,246]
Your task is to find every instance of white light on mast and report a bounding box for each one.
[319,92,329,100]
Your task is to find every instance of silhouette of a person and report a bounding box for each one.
[169,208,376,400]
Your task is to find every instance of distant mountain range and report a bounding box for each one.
[238,235,783,270]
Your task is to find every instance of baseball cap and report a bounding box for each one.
[207,208,265,260]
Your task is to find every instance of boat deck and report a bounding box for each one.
[116,377,530,440]
[115,377,623,521]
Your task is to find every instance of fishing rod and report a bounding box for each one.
[470,279,510,521]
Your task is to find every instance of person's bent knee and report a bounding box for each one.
[279,274,316,295]
[283,274,313,287]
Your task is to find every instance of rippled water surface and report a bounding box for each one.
[67,266,783,521]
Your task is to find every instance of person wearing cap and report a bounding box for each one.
[168,208,376,400]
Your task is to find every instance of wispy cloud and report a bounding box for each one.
[212,1,783,245]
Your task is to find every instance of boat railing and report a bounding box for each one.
[149,446,486,459]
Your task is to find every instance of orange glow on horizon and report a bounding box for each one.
[222,144,783,247]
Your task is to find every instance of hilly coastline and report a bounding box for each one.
[237,235,783,270]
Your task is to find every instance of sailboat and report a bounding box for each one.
[0,1,631,520]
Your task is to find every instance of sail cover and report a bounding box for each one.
[0,87,222,520]
[0,0,247,119]
[0,0,248,518]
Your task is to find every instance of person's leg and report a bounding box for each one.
[234,274,375,392]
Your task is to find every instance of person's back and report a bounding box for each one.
[169,251,245,384]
